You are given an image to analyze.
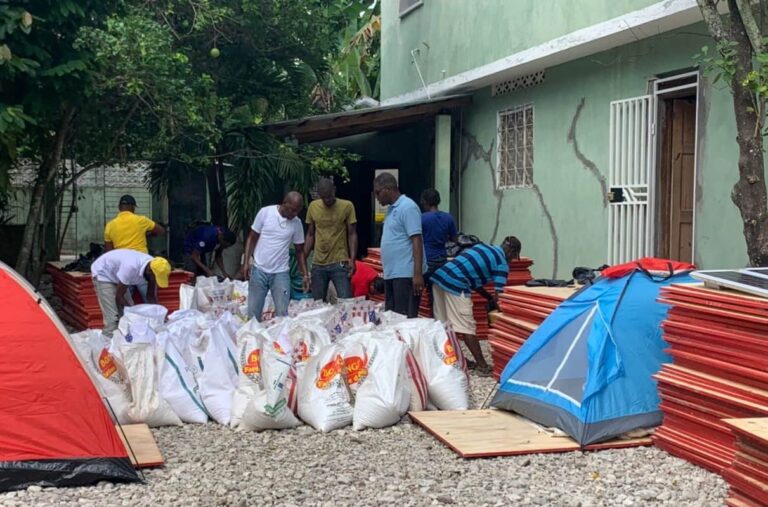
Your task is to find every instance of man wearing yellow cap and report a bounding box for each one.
[90,249,171,336]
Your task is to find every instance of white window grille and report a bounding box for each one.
[399,0,423,18]
[496,104,534,189]
[492,71,546,96]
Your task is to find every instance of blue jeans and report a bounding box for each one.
[311,262,352,301]
[248,266,291,322]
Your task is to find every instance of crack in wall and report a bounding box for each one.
[568,97,609,208]
[530,184,559,278]
[460,130,559,276]
[460,130,504,243]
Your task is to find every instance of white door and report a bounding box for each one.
[607,95,655,265]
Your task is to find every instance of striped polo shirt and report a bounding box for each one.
[431,243,509,297]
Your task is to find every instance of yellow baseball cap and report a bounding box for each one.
[149,257,171,288]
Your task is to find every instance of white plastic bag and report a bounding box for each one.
[238,322,301,430]
[231,324,268,428]
[190,322,239,424]
[71,330,133,424]
[342,333,411,430]
[119,304,168,334]
[298,344,353,432]
[156,331,209,424]
[390,319,469,410]
[120,340,182,427]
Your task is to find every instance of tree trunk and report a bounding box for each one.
[15,106,75,278]
[727,8,768,266]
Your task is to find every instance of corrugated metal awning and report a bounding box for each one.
[263,94,471,143]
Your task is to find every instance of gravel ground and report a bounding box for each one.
[3,299,729,506]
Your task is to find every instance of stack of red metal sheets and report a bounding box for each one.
[653,283,768,475]
[722,418,768,506]
[47,261,193,331]
[360,250,535,328]
[489,286,578,380]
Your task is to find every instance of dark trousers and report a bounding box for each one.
[384,278,420,318]
[183,253,208,277]
[311,262,353,301]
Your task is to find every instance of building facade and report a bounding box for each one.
[381,0,747,277]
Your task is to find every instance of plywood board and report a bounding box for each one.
[116,424,164,468]
[724,418,768,449]
[409,409,651,458]
[503,286,579,301]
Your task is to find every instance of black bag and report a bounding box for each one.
[525,279,573,288]
[446,233,481,257]
[572,265,609,285]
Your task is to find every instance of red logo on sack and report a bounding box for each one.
[443,340,458,366]
[344,354,369,385]
[243,349,261,375]
[315,354,343,389]
[98,349,117,378]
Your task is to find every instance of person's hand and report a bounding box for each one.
[348,259,356,278]
[413,273,424,295]
[240,265,250,281]
[302,274,311,293]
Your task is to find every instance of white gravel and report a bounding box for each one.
[0,342,728,506]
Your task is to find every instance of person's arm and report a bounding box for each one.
[104,225,114,251]
[295,242,310,292]
[104,241,114,252]
[214,248,231,279]
[115,283,131,307]
[411,234,424,295]
[149,223,165,237]
[193,249,215,277]
[241,230,260,280]
[448,215,459,244]
[347,223,358,277]
[304,222,315,256]
[145,278,158,304]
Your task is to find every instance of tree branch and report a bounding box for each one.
[698,0,729,42]
[734,0,765,53]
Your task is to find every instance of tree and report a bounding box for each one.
[697,0,768,265]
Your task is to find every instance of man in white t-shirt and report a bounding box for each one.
[241,191,309,321]
[90,249,172,336]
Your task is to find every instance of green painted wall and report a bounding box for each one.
[458,23,749,279]
[381,0,661,99]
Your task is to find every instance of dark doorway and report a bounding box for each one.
[658,96,696,262]
[168,171,207,263]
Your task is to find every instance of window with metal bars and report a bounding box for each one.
[496,104,534,189]
[399,0,423,18]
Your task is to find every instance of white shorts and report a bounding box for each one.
[432,285,476,335]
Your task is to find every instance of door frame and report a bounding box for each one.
[650,70,700,262]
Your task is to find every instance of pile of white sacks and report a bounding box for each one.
[71,278,470,432]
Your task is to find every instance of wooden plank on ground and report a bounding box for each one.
[116,424,164,468]
[724,418,768,449]
[409,409,651,458]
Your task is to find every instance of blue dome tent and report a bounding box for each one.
[491,259,695,445]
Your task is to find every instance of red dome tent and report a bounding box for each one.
[0,261,138,490]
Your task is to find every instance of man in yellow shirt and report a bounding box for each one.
[304,178,358,301]
[104,195,165,253]
[104,195,165,302]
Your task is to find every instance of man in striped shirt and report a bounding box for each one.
[431,236,521,375]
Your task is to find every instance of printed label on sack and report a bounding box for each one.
[344,354,369,385]
[243,349,261,377]
[295,341,310,363]
[315,354,344,389]
[98,348,118,378]
[442,339,458,366]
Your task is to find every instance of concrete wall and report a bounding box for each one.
[381,0,661,99]
[457,24,748,278]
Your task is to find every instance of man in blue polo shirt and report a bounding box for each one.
[183,224,237,280]
[431,236,522,374]
[373,172,427,318]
